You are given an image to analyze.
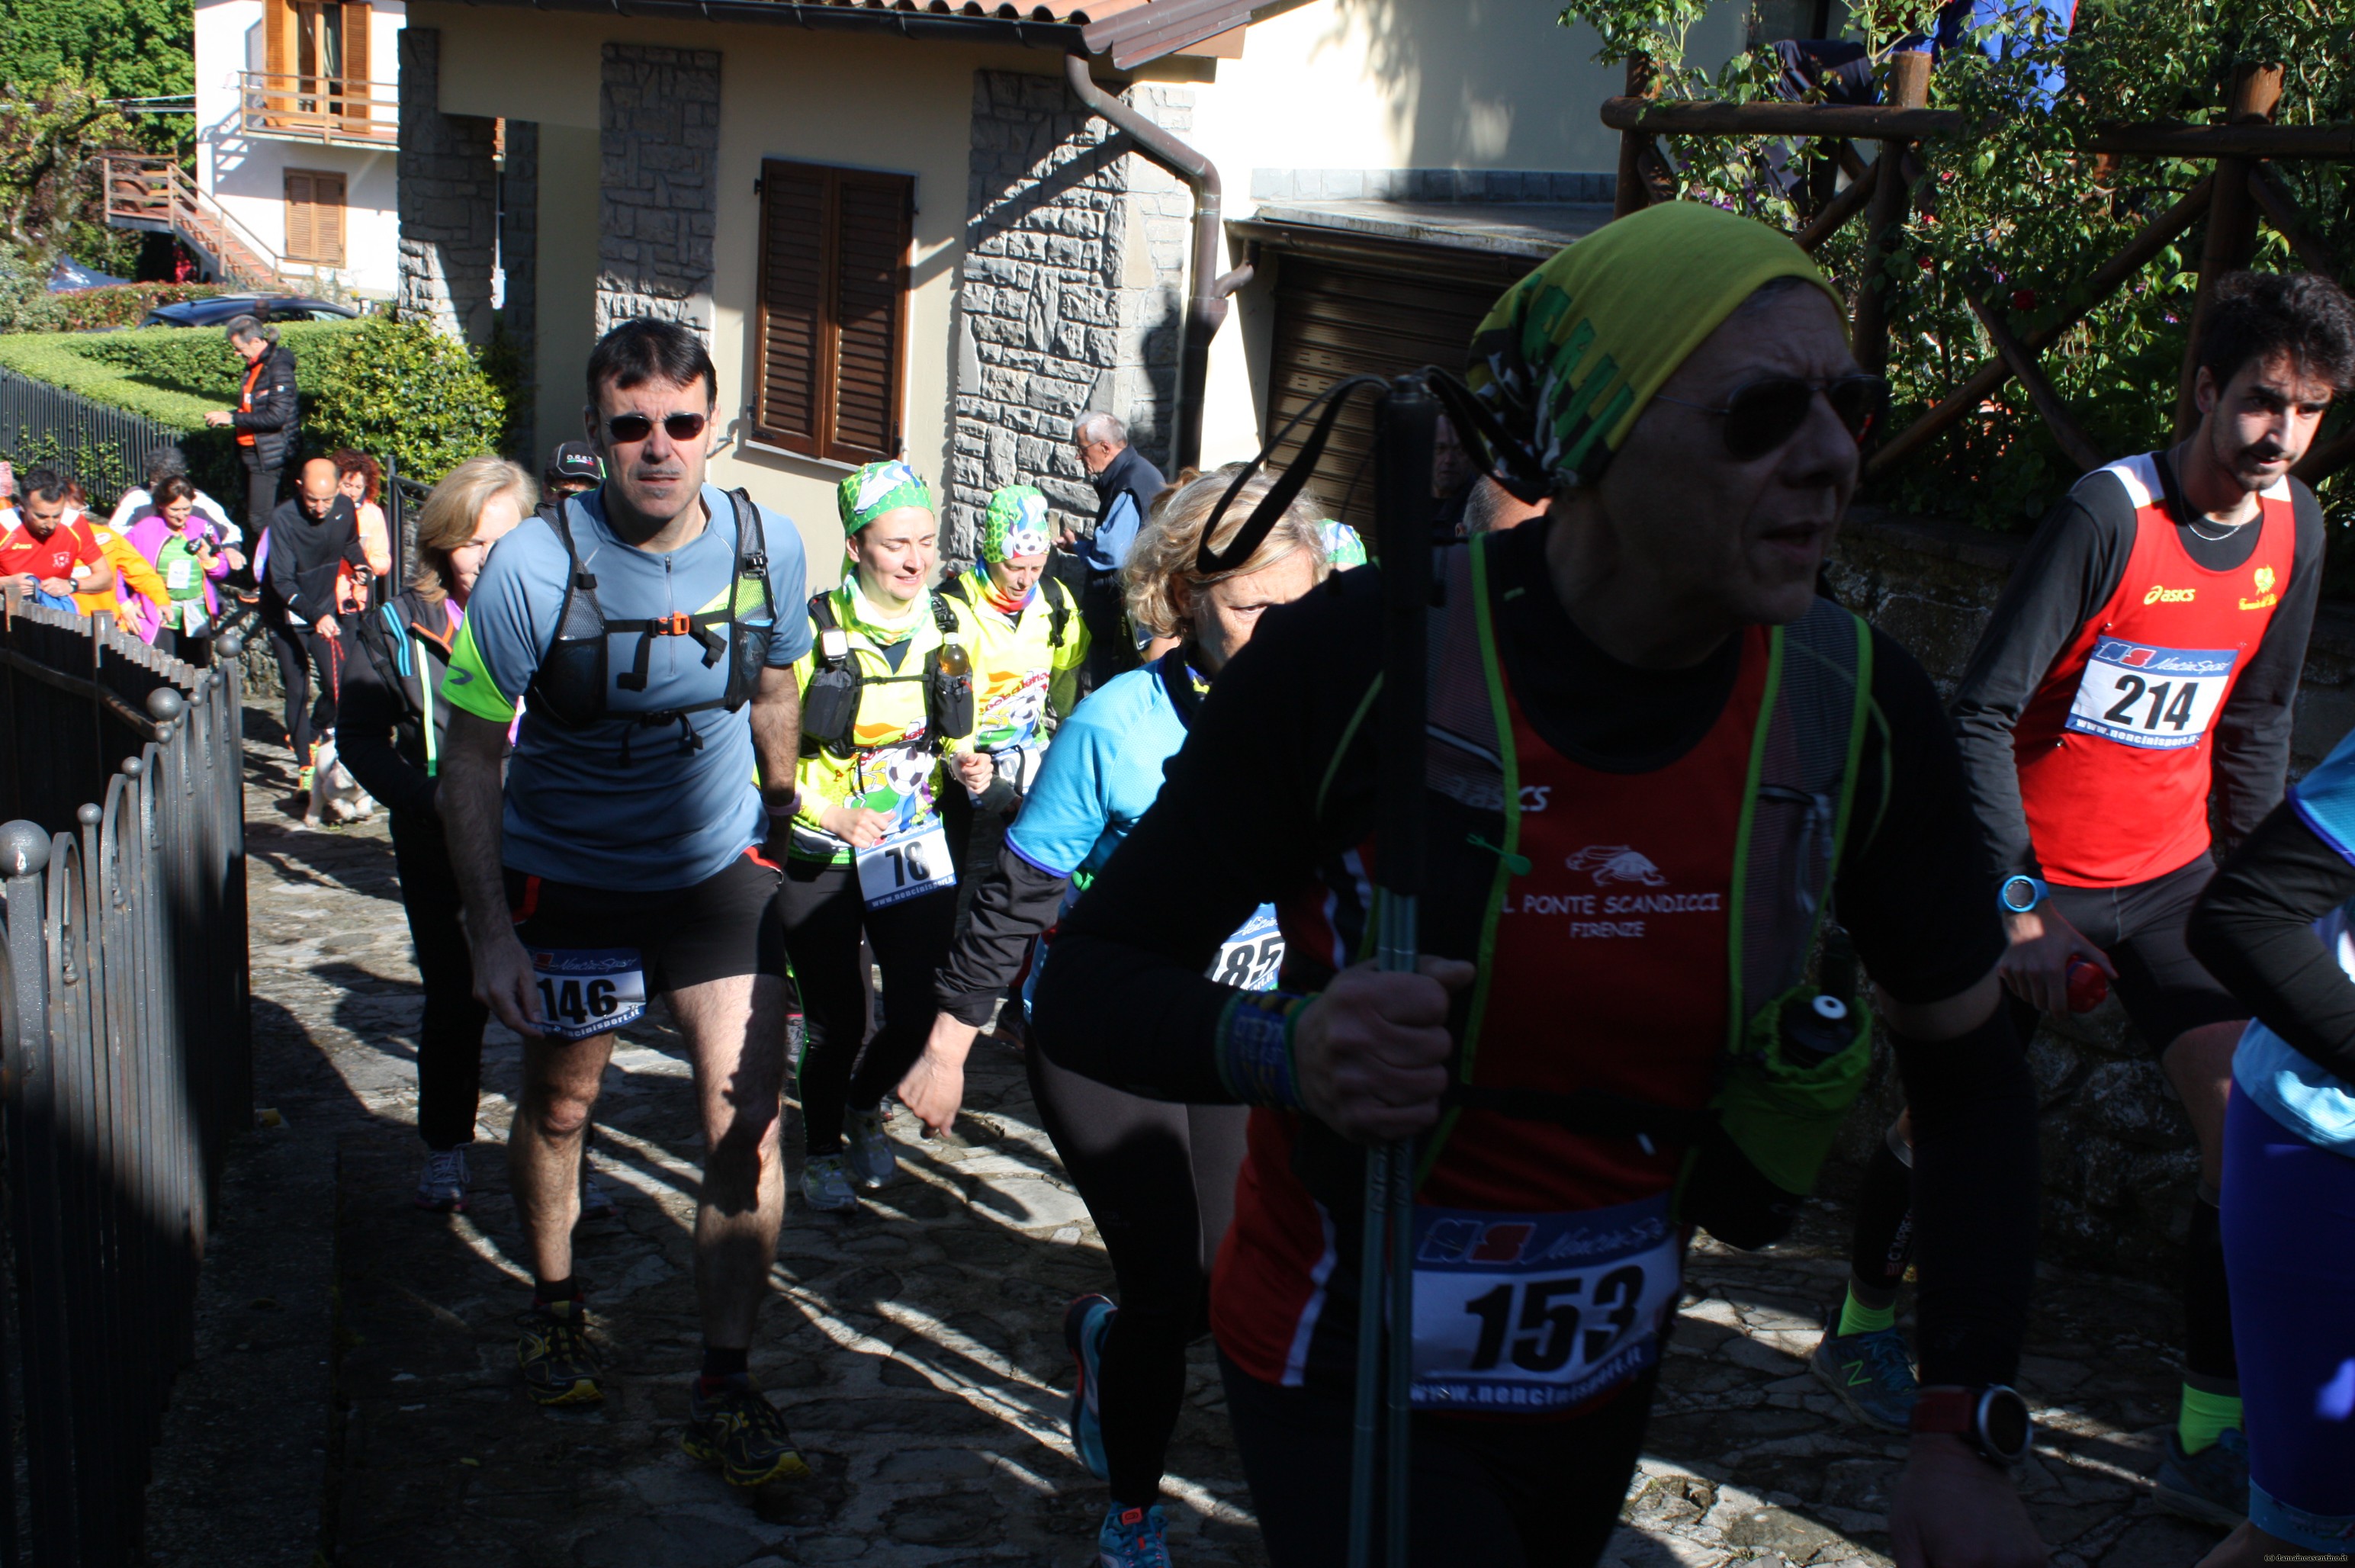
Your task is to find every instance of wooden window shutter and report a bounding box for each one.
[315,171,345,265]
[754,161,829,456]
[340,4,371,129]
[265,0,292,77]
[827,172,912,465]
[284,170,314,261]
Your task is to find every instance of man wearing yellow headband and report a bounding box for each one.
[1032,204,2046,1566]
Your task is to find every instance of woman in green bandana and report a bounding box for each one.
[779,460,975,1212]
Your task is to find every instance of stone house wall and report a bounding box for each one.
[394,28,499,347]
[947,70,1190,561]
[1824,508,2355,1280]
[596,44,721,339]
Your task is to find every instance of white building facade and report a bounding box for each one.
[194,0,407,299]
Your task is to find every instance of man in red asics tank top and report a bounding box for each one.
[1881,272,2341,1531]
[1036,204,2048,1567]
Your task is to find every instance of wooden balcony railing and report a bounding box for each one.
[236,70,397,147]
[100,154,287,292]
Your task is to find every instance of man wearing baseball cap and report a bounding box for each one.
[1032,201,2048,1565]
[543,440,603,502]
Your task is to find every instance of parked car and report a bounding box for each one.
[139,295,360,329]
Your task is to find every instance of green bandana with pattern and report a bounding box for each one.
[837,460,933,538]
[982,485,1052,564]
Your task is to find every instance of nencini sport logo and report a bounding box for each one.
[2093,639,2235,676]
[2143,584,2197,605]
[1568,845,1668,887]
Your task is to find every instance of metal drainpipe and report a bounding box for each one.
[1063,51,1253,475]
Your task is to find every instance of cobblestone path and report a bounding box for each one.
[149,708,2239,1566]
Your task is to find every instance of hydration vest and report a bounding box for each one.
[524,490,776,761]
[1322,536,1878,1248]
[798,588,975,760]
[936,567,1074,648]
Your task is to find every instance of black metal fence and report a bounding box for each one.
[0,595,251,1565]
[0,369,202,516]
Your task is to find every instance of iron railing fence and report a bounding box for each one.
[0,594,251,1566]
[0,370,201,518]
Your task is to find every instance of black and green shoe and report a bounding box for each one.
[516,1299,603,1406]
[682,1375,811,1486]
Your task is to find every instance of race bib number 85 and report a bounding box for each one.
[526,946,648,1042]
[2066,638,2238,752]
[1410,1192,1682,1412]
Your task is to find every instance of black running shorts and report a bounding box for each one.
[2040,853,2246,1050]
[503,850,786,1041]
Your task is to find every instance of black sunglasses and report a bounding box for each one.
[1653,374,1889,461]
[604,411,709,445]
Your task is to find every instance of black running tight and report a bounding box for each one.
[1026,1042,1247,1508]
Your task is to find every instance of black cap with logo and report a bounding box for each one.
[546,442,603,486]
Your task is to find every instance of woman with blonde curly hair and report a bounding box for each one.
[341,455,538,1213]
[898,463,1327,1567]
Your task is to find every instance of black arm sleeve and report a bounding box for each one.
[1947,482,2132,881]
[2189,801,2355,1083]
[933,844,1069,1027]
[336,651,437,818]
[1837,631,2010,1005]
[2208,489,2325,856]
[1892,1004,2040,1388]
[265,524,305,622]
[1033,583,1364,1101]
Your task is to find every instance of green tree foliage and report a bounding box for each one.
[306,316,512,485]
[0,0,193,153]
[1557,0,2353,546]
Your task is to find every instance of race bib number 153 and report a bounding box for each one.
[2066,639,2238,752]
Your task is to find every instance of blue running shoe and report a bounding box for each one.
[1064,1293,1115,1480]
[1808,1315,1919,1433]
[2154,1428,2249,1528]
[1097,1502,1173,1568]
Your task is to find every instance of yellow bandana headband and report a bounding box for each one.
[1466,203,1843,484]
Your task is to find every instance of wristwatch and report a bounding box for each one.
[1997,874,2048,915]
[1910,1384,2033,1467]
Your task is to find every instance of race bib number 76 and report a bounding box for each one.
[2066,639,2238,752]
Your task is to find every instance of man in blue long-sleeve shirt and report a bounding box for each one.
[1055,413,1166,689]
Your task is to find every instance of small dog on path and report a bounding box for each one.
[304,734,376,828]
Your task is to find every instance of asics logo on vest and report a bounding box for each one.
[2143,585,2196,605]
[1567,846,1667,887]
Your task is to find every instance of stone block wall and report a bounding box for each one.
[396,28,500,346]
[500,119,539,366]
[597,44,721,339]
[948,71,1190,561]
[1823,508,2355,1281]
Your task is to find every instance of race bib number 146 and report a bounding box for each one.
[2066,639,2238,752]
[526,946,649,1042]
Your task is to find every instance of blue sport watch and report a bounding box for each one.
[1997,874,2048,915]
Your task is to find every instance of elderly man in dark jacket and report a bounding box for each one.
[1054,412,1166,688]
[204,315,300,533]
[263,457,365,785]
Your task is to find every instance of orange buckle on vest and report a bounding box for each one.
[651,612,694,636]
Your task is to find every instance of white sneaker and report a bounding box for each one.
[416,1146,470,1213]
[802,1154,858,1212]
[845,1107,898,1189]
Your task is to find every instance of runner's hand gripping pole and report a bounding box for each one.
[1350,373,1437,1568]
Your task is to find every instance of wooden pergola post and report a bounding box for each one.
[2174,63,2284,438]
[1852,50,1932,377]
[1614,55,1658,220]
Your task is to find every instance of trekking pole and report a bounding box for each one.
[1348,372,1438,1568]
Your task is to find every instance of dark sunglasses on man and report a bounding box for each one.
[603,411,709,445]
[1653,373,1890,461]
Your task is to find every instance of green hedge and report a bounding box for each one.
[0,322,358,426]
[5,284,233,334]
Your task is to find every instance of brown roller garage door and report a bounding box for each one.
[1263,255,1508,525]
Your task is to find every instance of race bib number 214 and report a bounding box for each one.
[2066,639,2238,752]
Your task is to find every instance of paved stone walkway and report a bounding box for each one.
[147,708,2239,1566]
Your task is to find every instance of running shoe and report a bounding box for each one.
[1808,1314,1919,1433]
[845,1106,898,1190]
[515,1298,602,1406]
[1097,1502,1174,1568]
[1065,1293,1116,1480]
[802,1154,857,1213]
[2154,1428,2249,1528]
[682,1374,812,1487]
[415,1146,470,1213]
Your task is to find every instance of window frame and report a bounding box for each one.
[751,158,915,467]
[282,167,347,266]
